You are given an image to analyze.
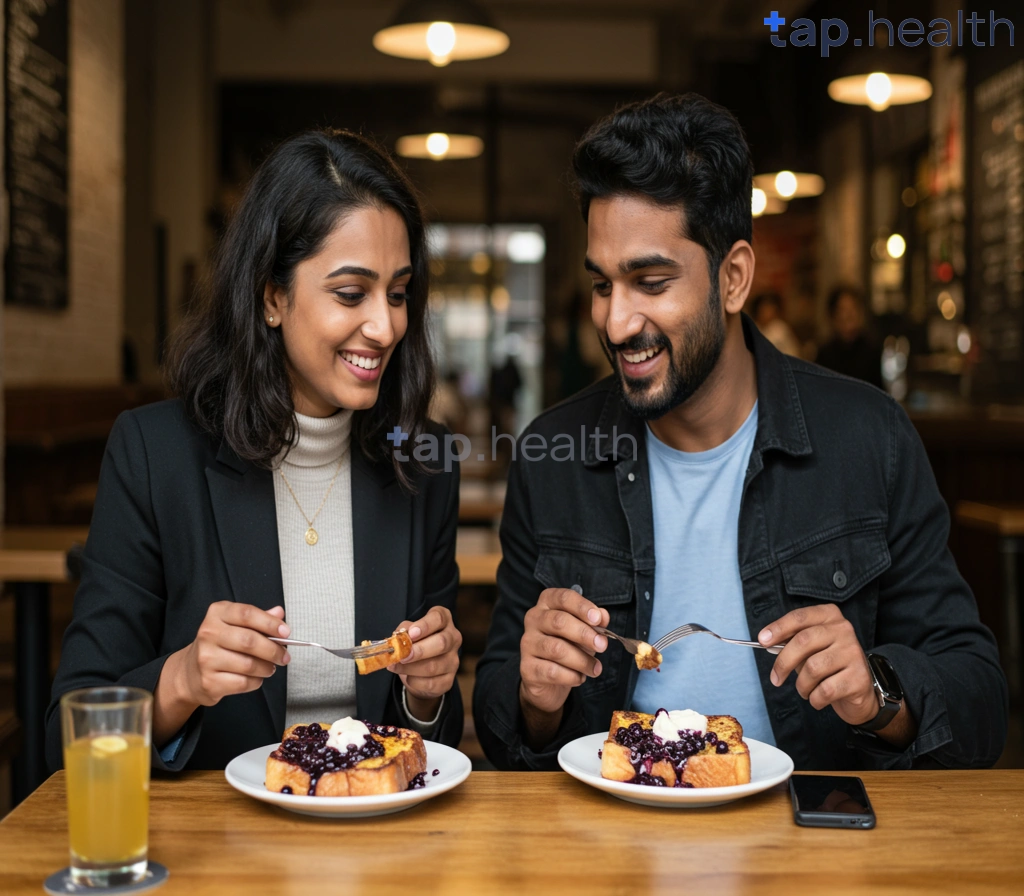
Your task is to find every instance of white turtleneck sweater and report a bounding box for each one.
[274,410,357,728]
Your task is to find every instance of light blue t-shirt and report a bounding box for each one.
[632,402,776,746]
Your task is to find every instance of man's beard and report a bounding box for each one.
[605,279,725,421]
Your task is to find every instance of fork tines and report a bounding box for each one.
[651,624,696,652]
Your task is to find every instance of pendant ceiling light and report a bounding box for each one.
[828,72,932,111]
[395,132,484,160]
[754,171,825,200]
[374,0,509,67]
[752,188,787,217]
[827,48,931,112]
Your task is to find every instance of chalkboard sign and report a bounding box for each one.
[4,0,68,310]
[970,59,1024,401]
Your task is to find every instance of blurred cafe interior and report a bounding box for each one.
[0,0,1023,826]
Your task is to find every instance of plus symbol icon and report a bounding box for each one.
[386,426,409,448]
[763,11,786,32]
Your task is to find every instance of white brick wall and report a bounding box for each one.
[2,0,125,385]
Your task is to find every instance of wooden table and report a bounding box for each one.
[2,770,1022,893]
[0,527,88,802]
[456,527,501,586]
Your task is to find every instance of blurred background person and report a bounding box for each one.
[817,285,883,390]
[750,291,801,357]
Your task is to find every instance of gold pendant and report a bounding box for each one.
[304,527,319,546]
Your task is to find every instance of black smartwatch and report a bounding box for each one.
[855,653,904,733]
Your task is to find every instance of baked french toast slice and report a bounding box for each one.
[355,630,413,675]
[601,710,750,788]
[265,721,427,796]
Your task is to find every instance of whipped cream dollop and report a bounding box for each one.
[652,708,708,742]
[326,717,370,752]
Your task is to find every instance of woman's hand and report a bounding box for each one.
[154,602,291,745]
[388,606,462,722]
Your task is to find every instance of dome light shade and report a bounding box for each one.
[374,0,509,66]
[396,132,484,160]
[828,72,932,110]
[754,172,825,199]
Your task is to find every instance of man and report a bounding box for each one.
[473,93,1006,772]
[816,285,883,389]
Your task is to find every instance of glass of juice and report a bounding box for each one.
[60,687,152,887]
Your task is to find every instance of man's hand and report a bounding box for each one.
[518,588,609,744]
[389,606,462,722]
[758,604,879,726]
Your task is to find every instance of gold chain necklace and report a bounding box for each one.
[278,453,345,545]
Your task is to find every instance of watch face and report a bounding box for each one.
[869,654,903,702]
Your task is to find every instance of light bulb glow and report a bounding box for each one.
[866,72,893,111]
[886,233,906,258]
[396,133,483,160]
[774,171,797,199]
[426,21,456,65]
[426,132,451,159]
[752,187,767,216]
[506,231,546,263]
[941,298,957,320]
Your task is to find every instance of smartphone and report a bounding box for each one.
[789,774,876,829]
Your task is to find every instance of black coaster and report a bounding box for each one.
[43,862,169,895]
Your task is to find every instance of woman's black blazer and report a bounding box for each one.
[45,400,463,771]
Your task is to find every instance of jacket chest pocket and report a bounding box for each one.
[534,543,635,692]
[778,524,890,631]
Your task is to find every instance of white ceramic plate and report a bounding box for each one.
[558,732,794,808]
[224,740,471,818]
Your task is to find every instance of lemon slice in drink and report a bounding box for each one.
[91,735,128,758]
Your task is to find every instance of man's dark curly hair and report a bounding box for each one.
[571,92,754,275]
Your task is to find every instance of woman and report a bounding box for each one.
[45,130,464,771]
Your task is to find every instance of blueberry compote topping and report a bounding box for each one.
[272,722,386,795]
[613,717,717,787]
[407,772,427,790]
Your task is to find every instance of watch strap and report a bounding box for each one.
[854,697,901,732]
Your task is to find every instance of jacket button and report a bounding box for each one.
[644,591,650,600]
[627,472,635,482]
[833,570,848,589]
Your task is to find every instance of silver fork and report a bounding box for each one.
[651,623,786,655]
[592,626,649,656]
[268,637,395,661]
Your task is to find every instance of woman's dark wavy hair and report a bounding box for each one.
[571,92,754,276]
[167,128,435,492]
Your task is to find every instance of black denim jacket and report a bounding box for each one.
[473,316,1008,771]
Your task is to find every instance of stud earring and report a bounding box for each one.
[268,316,274,323]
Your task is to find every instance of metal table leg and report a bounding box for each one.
[12,581,51,803]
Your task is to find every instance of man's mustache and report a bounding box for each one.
[605,334,672,356]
